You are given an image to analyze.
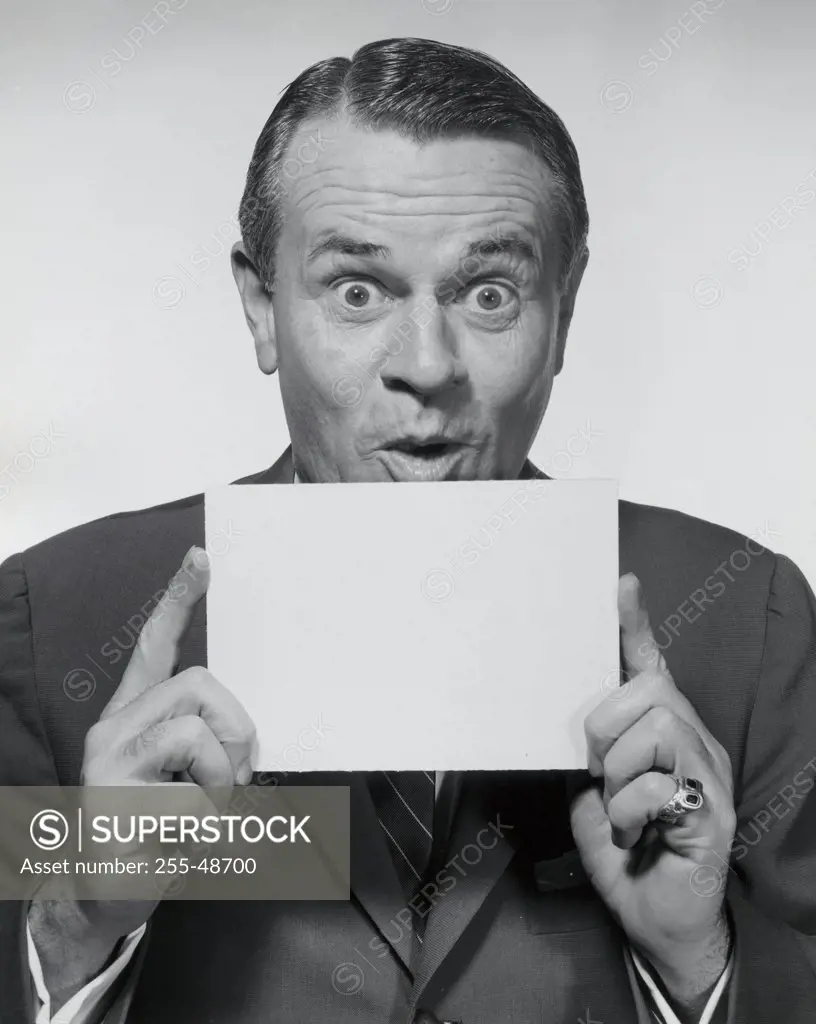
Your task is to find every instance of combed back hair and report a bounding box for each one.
[238,37,589,291]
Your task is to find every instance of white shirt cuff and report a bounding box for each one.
[27,920,146,1024]
[630,944,733,1024]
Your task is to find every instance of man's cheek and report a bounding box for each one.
[483,317,551,397]
[492,358,551,431]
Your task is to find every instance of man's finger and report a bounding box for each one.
[619,573,673,681]
[606,769,735,853]
[110,667,257,780]
[606,771,700,848]
[599,707,715,800]
[102,547,209,718]
[586,670,711,776]
[129,716,236,787]
[569,786,627,894]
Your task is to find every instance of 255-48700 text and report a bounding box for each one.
[156,856,257,874]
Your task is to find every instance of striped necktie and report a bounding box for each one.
[369,770,435,913]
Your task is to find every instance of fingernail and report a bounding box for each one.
[182,546,209,574]
[236,761,253,786]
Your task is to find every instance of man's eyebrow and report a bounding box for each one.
[305,232,539,267]
[306,233,392,263]
[462,236,539,266]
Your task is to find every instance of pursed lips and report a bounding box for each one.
[375,436,471,481]
[383,437,465,457]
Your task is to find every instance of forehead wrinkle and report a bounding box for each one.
[302,208,539,226]
[291,194,550,243]
[299,207,545,250]
[286,160,553,216]
[291,181,549,219]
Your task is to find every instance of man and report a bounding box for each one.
[1,36,815,1024]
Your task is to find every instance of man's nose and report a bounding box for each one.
[379,303,465,398]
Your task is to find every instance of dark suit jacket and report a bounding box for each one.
[1,449,815,1023]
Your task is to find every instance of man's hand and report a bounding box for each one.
[571,574,735,1019]
[28,546,256,1012]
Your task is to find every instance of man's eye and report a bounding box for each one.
[462,282,516,312]
[332,280,386,310]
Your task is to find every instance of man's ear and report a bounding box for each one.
[554,245,589,376]
[231,241,277,375]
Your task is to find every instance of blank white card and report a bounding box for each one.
[206,478,619,772]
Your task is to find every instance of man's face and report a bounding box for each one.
[234,117,585,482]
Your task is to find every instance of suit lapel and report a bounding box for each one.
[408,773,519,1012]
[234,447,295,486]
[349,774,416,972]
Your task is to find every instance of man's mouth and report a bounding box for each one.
[389,441,456,457]
[378,439,467,481]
